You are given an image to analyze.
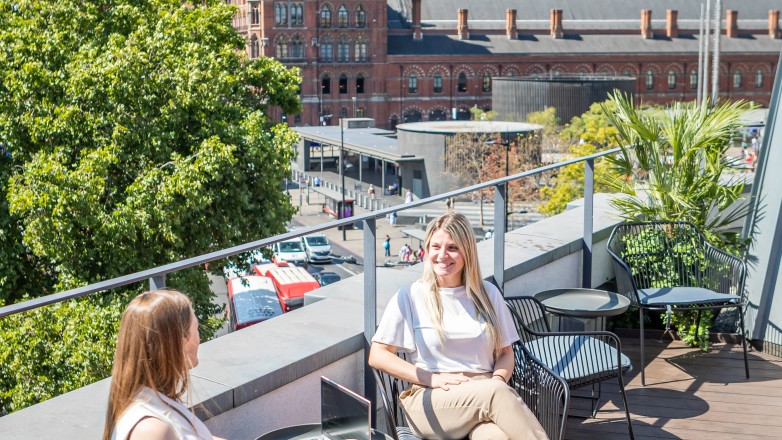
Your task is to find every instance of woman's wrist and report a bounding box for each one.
[492,373,506,382]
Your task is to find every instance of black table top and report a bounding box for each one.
[533,288,630,318]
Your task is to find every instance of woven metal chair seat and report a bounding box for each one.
[637,286,742,306]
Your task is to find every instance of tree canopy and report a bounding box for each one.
[0,0,300,413]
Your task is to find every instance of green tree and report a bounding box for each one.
[539,100,621,216]
[0,0,300,412]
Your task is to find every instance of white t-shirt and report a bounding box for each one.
[372,280,519,373]
[112,386,213,440]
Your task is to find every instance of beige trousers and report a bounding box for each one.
[399,375,548,440]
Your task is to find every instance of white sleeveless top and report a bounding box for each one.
[112,387,213,440]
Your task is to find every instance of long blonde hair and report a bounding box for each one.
[102,289,195,440]
[419,213,503,357]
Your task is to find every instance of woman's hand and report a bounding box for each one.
[428,372,471,391]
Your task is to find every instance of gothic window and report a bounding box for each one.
[357,106,365,118]
[624,70,633,77]
[408,73,418,94]
[291,3,304,25]
[320,5,332,28]
[274,2,287,25]
[429,108,447,121]
[356,75,365,94]
[756,70,764,88]
[690,70,698,89]
[251,2,260,25]
[433,73,443,93]
[339,74,348,94]
[340,107,348,118]
[291,35,305,58]
[275,39,288,59]
[322,75,331,94]
[250,35,259,59]
[337,42,350,62]
[645,70,654,90]
[482,71,491,92]
[457,72,467,93]
[667,71,676,89]
[733,71,742,89]
[355,5,367,28]
[320,43,333,62]
[354,43,367,62]
[338,5,349,28]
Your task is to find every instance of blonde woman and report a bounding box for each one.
[103,290,226,440]
[369,213,547,440]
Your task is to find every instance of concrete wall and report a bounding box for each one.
[0,195,623,440]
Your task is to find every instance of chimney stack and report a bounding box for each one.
[550,9,563,39]
[506,9,518,39]
[641,10,653,39]
[457,9,469,40]
[726,10,738,38]
[411,0,422,40]
[769,10,780,39]
[666,9,679,38]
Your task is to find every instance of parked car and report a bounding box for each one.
[226,275,284,332]
[272,238,308,267]
[313,271,341,286]
[302,233,332,263]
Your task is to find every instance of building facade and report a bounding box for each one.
[230,0,782,129]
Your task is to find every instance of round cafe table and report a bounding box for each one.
[532,288,630,330]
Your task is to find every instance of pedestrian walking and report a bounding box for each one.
[405,191,413,204]
[383,235,391,257]
[368,184,376,199]
[389,211,397,226]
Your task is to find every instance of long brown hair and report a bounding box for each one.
[102,289,195,440]
[419,213,503,357]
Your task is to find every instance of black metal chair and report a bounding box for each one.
[506,297,634,440]
[606,221,749,386]
[372,344,569,440]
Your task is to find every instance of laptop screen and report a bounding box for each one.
[320,377,371,440]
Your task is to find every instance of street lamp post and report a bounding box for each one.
[340,118,347,241]
[352,96,357,118]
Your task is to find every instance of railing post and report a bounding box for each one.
[583,158,594,288]
[149,275,166,290]
[362,217,377,425]
[494,184,507,294]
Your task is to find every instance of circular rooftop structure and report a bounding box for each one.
[396,120,542,135]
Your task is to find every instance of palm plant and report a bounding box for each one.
[601,91,752,245]
[601,92,752,349]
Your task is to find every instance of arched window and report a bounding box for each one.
[337,5,349,28]
[355,5,367,27]
[457,72,468,93]
[667,71,676,89]
[690,70,698,89]
[275,39,288,59]
[321,75,331,94]
[429,108,447,121]
[337,40,350,62]
[291,3,304,25]
[339,74,348,94]
[251,2,260,25]
[756,70,764,88]
[250,35,259,59]
[645,70,654,90]
[356,74,365,94]
[403,109,422,123]
[274,2,287,25]
[733,71,742,89]
[356,106,365,118]
[354,42,367,62]
[320,42,333,62]
[291,35,305,58]
[408,73,418,94]
[624,70,633,77]
[482,71,492,92]
[433,73,443,93]
[320,5,332,28]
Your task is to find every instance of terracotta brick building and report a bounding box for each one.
[229,0,782,129]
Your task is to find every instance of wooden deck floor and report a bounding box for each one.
[565,336,782,439]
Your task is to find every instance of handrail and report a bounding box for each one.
[0,146,621,319]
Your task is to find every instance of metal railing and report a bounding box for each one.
[0,147,621,402]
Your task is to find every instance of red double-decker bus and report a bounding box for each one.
[253,262,320,311]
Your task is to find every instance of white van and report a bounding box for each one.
[272,238,308,267]
[302,233,332,263]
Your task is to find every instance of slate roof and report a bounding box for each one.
[388,0,782,30]
[387,33,782,57]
